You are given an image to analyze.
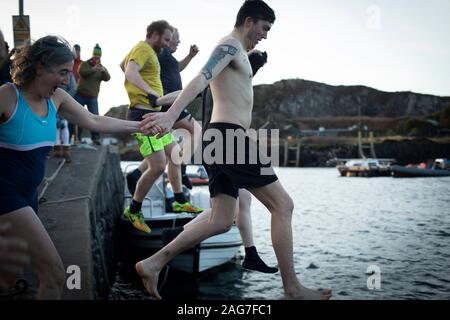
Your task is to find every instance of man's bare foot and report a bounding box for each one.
[285,284,332,300]
[135,260,162,300]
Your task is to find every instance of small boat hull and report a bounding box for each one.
[336,158,394,177]
[391,165,450,178]
[119,161,242,274]
[118,215,242,274]
[188,176,209,186]
[170,226,242,273]
[337,165,391,177]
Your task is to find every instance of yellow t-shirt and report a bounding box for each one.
[124,41,163,110]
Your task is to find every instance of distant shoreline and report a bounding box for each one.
[117,138,450,167]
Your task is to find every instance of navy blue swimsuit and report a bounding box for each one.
[0,83,57,214]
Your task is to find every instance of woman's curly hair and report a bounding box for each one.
[12,36,73,88]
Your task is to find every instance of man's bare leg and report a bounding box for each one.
[248,180,332,300]
[173,116,202,162]
[182,208,212,230]
[172,117,203,189]
[135,194,237,299]
[164,141,202,213]
[165,142,183,194]
[133,151,166,202]
[235,189,253,246]
[236,189,278,273]
[125,161,148,197]
[137,161,148,173]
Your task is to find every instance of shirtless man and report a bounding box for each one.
[137,0,332,300]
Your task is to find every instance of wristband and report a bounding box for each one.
[147,93,158,107]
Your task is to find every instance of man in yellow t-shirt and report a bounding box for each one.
[121,20,202,234]
[123,41,163,110]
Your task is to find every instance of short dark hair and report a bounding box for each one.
[234,0,275,27]
[146,20,173,38]
[12,36,73,88]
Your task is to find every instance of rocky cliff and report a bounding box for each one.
[105,79,450,128]
[252,79,450,128]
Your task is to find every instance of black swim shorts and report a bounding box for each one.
[202,122,278,198]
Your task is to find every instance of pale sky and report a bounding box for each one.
[1,0,449,115]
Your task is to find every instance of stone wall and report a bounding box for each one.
[32,145,124,299]
[88,146,124,299]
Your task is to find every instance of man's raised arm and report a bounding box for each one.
[141,38,241,134]
[179,44,199,72]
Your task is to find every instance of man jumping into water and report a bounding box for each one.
[137,0,332,300]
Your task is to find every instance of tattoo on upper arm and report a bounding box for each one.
[201,45,238,80]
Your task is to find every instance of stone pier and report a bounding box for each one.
[32,145,124,299]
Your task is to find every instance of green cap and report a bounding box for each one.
[92,43,102,56]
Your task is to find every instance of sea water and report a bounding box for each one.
[110,168,450,300]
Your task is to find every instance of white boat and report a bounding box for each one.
[119,161,242,274]
[333,129,396,177]
[336,158,395,177]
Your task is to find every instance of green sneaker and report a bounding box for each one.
[123,206,151,234]
[172,201,203,214]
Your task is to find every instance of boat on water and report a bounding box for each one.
[336,158,395,177]
[391,159,450,178]
[118,162,242,274]
[185,165,209,186]
[333,129,396,177]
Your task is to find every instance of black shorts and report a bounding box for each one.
[127,107,157,121]
[160,105,191,122]
[202,122,278,199]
